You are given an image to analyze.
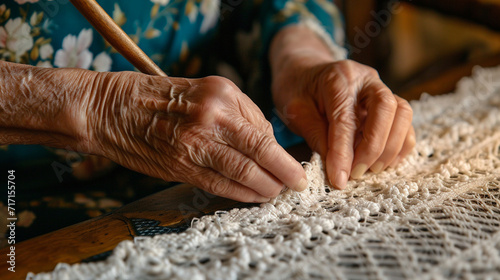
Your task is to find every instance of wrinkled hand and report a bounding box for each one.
[79,72,307,202]
[272,59,415,189]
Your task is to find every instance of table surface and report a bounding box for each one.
[2,56,500,280]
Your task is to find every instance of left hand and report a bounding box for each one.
[272,50,415,189]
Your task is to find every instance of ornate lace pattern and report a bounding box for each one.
[31,66,500,279]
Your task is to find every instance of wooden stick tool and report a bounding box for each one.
[69,0,167,77]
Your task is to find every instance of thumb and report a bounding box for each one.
[280,98,328,158]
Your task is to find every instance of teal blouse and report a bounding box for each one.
[0,0,345,167]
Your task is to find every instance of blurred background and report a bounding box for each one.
[342,0,500,99]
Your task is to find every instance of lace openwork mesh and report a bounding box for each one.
[30,66,500,279]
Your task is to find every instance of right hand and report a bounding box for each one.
[77,72,307,203]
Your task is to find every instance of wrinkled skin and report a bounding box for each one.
[271,26,415,189]
[0,61,306,203]
[79,73,307,203]
[1,25,415,203]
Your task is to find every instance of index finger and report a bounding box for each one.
[223,119,308,192]
[350,81,398,179]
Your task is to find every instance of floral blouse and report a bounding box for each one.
[0,0,345,166]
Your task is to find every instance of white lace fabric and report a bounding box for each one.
[30,66,500,279]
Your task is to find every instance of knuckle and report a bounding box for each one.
[333,111,357,131]
[329,147,352,167]
[338,59,355,69]
[374,91,398,112]
[186,145,205,166]
[201,75,231,85]
[194,142,222,167]
[397,98,413,117]
[234,159,257,185]
[321,61,361,90]
[195,76,241,124]
[201,76,238,97]
[318,63,346,85]
[341,59,377,77]
[253,135,277,164]
[364,141,385,157]
[207,177,231,197]
[238,123,276,162]
[339,60,366,76]
[366,66,379,77]
[264,121,274,136]
[323,71,346,90]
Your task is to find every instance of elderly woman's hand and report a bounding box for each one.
[79,72,307,202]
[0,61,307,202]
[270,26,415,189]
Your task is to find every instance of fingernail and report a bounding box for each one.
[334,170,348,189]
[255,196,271,203]
[371,161,384,174]
[351,164,367,179]
[296,177,308,192]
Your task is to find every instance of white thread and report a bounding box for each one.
[30,66,500,280]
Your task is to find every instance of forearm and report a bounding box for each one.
[269,25,338,77]
[0,61,95,149]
